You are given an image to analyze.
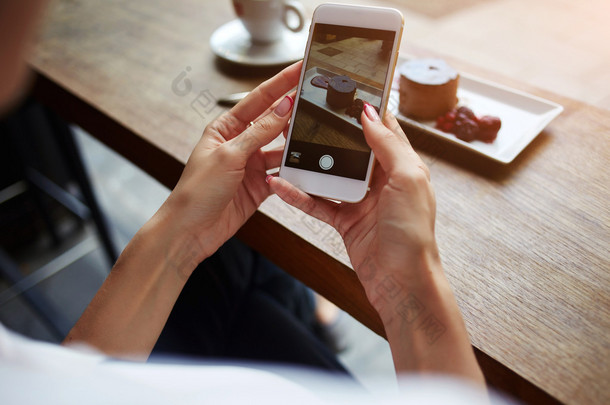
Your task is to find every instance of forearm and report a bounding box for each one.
[62,208,203,360]
[0,0,48,109]
[370,250,485,386]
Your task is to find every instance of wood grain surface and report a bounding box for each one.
[29,0,609,404]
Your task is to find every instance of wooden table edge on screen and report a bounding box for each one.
[30,69,562,405]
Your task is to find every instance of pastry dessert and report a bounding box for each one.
[398,59,459,120]
[326,75,357,108]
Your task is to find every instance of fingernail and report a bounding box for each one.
[364,102,380,122]
[265,174,273,184]
[274,95,294,117]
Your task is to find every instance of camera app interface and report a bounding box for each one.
[285,23,395,180]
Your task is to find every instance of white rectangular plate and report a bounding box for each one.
[388,71,564,164]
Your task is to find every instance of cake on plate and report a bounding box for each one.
[398,59,459,120]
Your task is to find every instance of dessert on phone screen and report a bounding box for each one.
[280,4,403,202]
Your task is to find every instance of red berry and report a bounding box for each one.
[478,115,501,132]
[457,106,476,121]
[441,121,455,133]
[478,129,498,143]
[436,115,446,127]
[439,108,500,143]
[454,118,479,142]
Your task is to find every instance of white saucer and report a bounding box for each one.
[210,19,309,66]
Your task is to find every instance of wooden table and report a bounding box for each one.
[29,0,609,404]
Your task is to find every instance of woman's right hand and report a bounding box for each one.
[268,104,440,316]
[268,104,485,385]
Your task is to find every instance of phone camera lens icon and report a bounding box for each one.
[319,154,334,170]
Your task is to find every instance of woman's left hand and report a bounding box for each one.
[63,63,300,357]
[155,61,301,268]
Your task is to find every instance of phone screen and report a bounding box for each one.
[284,23,396,180]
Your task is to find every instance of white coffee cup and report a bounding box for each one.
[232,0,306,44]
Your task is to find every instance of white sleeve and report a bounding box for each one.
[0,323,515,405]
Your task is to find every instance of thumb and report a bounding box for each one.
[361,104,414,174]
[231,95,294,156]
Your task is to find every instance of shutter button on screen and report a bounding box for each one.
[319,155,334,170]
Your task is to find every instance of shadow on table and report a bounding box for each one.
[214,57,293,79]
[402,124,553,182]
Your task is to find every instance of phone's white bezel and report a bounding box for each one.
[279,4,404,203]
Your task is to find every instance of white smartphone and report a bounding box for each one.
[279,4,403,203]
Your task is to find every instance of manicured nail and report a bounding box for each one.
[265,174,273,184]
[364,102,380,122]
[274,95,294,117]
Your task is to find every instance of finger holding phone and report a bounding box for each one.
[159,61,300,263]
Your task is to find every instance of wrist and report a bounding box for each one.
[362,245,446,326]
[378,270,453,337]
[141,203,207,281]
